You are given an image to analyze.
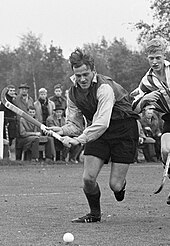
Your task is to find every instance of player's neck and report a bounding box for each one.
[154,68,166,83]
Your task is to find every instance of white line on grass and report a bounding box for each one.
[0,191,77,197]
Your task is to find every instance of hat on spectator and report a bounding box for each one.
[39,88,47,94]
[19,83,30,89]
[54,84,62,90]
[53,105,65,111]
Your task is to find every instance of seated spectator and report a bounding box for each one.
[34,88,55,125]
[47,104,83,163]
[139,105,162,161]
[46,105,69,161]
[137,120,157,162]
[17,106,41,162]
[17,106,56,162]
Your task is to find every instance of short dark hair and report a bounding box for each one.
[7,84,15,89]
[69,48,95,70]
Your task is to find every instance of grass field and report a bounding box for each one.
[0,160,169,246]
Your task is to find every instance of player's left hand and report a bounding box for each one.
[61,136,79,147]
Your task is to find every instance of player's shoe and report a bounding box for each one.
[167,195,170,205]
[71,213,101,223]
[114,181,126,202]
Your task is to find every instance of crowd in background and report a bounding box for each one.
[0,83,83,164]
[0,82,164,164]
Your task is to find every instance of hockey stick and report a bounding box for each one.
[1,87,63,143]
[154,153,170,194]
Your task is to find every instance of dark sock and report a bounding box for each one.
[84,183,101,217]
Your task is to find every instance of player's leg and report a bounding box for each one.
[108,118,138,201]
[109,163,129,201]
[161,133,170,164]
[72,155,104,223]
[161,133,170,205]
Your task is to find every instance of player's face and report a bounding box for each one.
[73,64,94,90]
[147,51,165,72]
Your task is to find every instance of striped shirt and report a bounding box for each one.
[132,60,170,114]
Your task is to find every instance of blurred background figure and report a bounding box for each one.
[14,83,34,160]
[46,105,68,162]
[139,105,162,162]
[34,88,55,125]
[0,85,17,159]
[49,84,67,116]
[14,83,34,113]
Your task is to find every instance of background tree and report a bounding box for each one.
[135,0,170,44]
[0,46,16,88]
[13,32,45,100]
[42,41,66,95]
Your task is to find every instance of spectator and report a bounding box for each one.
[0,85,17,146]
[136,120,156,162]
[14,83,34,113]
[34,88,55,125]
[140,105,162,161]
[17,106,56,162]
[17,106,41,162]
[14,83,34,160]
[46,105,68,161]
[49,84,67,115]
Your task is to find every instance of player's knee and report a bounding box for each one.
[109,180,122,193]
[83,176,96,191]
[161,149,169,163]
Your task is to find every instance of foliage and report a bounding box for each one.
[0,32,154,98]
[135,0,170,44]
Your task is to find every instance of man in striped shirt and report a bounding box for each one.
[131,38,170,205]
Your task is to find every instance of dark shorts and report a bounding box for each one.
[162,114,170,134]
[84,118,139,164]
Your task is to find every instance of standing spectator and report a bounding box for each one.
[49,84,67,115]
[14,83,34,160]
[34,88,56,161]
[34,88,55,125]
[14,83,34,113]
[0,85,17,146]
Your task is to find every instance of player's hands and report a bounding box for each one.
[61,136,79,148]
[142,91,161,103]
[139,137,144,145]
[144,126,152,132]
[47,126,61,132]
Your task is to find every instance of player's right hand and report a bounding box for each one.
[142,90,161,103]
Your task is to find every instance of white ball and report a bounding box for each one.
[63,232,74,243]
